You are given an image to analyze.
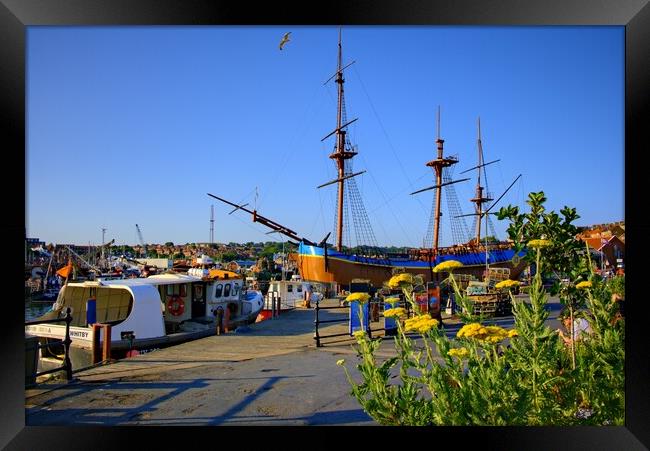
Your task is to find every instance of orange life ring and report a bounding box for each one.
[167,295,185,316]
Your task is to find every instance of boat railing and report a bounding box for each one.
[264,291,282,318]
[24,307,73,385]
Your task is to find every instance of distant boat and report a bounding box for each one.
[27,268,263,370]
[258,274,314,321]
[29,287,60,303]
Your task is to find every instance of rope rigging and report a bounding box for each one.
[329,87,380,254]
[443,161,472,245]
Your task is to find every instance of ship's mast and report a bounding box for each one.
[330,29,357,252]
[426,107,458,256]
[470,117,493,244]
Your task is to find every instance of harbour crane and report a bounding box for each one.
[135,224,148,258]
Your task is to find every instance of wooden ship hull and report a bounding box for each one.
[294,243,526,288]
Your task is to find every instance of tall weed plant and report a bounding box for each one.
[338,193,624,425]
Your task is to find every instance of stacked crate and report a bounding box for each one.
[454,273,476,291]
[485,268,510,290]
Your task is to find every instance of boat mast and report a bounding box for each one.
[331,29,355,252]
[426,107,458,256]
[317,28,366,252]
[470,117,492,245]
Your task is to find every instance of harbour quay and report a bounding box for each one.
[25,299,387,426]
[25,296,558,426]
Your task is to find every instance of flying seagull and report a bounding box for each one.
[279,32,291,50]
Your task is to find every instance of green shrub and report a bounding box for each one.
[338,194,624,425]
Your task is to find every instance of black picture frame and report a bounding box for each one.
[3,0,646,449]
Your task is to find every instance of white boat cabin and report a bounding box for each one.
[265,275,311,309]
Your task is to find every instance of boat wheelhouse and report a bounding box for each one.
[264,275,310,310]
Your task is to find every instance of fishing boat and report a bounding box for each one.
[209,30,525,292]
[26,268,263,370]
[258,274,313,321]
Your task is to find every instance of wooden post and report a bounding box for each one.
[223,306,230,333]
[92,324,102,364]
[215,308,224,335]
[102,324,112,362]
[271,293,276,319]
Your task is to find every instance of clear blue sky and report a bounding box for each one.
[27,26,624,248]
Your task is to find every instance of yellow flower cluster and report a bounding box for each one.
[346,292,371,303]
[432,260,464,273]
[528,239,552,249]
[507,329,518,338]
[495,279,521,289]
[404,314,439,334]
[457,323,509,343]
[576,280,592,289]
[384,307,407,318]
[336,359,345,366]
[447,347,470,359]
[353,330,366,339]
[388,273,413,288]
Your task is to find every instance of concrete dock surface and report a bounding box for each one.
[25,297,559,426]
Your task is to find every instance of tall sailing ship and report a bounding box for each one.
[210,31,525,290]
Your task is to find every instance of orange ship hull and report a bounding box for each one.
[293,244,526,289]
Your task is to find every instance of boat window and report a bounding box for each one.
[297,285,303,292]
[165,284,187,297]
[287,284,293,292]
[233,283,240,296]
[215,284,223,298]
[224,283,231,297]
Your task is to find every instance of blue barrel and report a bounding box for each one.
[383,296,401,336]
[86,298,97,325]
[349,300,370,335]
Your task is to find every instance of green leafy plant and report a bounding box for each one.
[337,193,624,425]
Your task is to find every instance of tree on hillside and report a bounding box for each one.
[259,243,282,259]
[221,251,238,262]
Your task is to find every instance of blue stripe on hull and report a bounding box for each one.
[298,243,523,267]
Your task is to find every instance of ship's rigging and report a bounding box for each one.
[411,107,471,258]
[318,28,378,254]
